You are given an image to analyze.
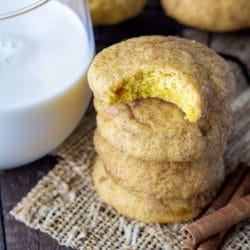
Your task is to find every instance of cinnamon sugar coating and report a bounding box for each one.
[93,159,217,223]
[94,97,232,162]
[94,130,225,200]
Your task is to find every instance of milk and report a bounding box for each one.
[0,1,94,168]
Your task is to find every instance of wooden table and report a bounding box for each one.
[1,1,249,249]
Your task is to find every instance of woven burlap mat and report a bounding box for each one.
[11,87,250,250]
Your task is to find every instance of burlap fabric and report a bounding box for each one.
[11,86,250,249]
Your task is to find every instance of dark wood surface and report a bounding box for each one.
[0,1,249,249]
[0,156,72,250]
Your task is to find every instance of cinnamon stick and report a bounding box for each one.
[198,169,250,250]
[207,162,249,212]
[185,195,250,245]
[181,240,195,250]
[181,162,249,250]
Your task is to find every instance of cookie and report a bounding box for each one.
[88,0,147,25]
[161,0,250,32]
[94,130,225,200]
[95,97,232,162]
[88,36,235,122]
[93,159,216,223]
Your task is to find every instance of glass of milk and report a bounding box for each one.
[0,0,95,169]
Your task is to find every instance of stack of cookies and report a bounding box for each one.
[88,36,235,223]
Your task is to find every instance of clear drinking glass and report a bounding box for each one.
[0,0,95,169]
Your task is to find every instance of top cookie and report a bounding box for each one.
[161,0,250,32]
[88,0,147,25]
[88,36,235,122]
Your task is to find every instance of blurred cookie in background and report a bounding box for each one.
[88,0,147,25]
[161,0,250,32]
